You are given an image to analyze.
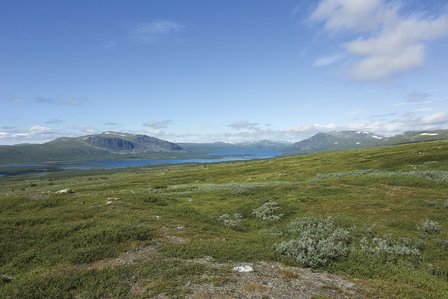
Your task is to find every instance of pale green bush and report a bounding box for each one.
[434,238,448,248]
[314,169,448,183]
[275,217,350,268]
[252,201,283,222]
[218,213,242,229]
[418,219,441,236]
[359,234,420,262]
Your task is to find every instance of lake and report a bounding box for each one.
[0,149,282,176]
[60,149,281,170]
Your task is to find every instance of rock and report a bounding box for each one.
[338,281,355,288]
[1,274,13,283]
[107,197,121,201]
[233,265,253,273]
[106,200,113,205]
[187,262,359,298]
[55,189,75,194]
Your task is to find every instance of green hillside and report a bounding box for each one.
[1,141,447,298]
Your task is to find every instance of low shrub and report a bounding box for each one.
[218,213,242,229]
[314,169,448,183]
[359,234,420,262]
[433,238,448,248]
[418,220,441,236]
[252,201,283,222]
[275,217,350,268]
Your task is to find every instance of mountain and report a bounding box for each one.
[293,129,448,154]
[0,131,183,164]
[236,140,292,147]
[384,130,448,145]
[293,131,384,153]
[67,131,182,153]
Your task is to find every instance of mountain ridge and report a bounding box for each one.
[0,131,183,164]
[293,129,448,154]
[1,129,448,164]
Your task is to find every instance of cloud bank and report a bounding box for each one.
[1,111,448,145]
[142,119,172,130]
[12,97,86,106]
[311,0,448,80]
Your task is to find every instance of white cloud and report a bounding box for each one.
[104,121,119,127]
[142,119,172,130]
[11,97,28,103]
[422,112,448,124]
[35,97,54,104]
[311,0,389,32]
[0,125,55,144]
[131,20,185,43]
[30,125,53,135]
[346,108,364,117]
[46,119,64,124]
[115,113,448,143]
[311,0,448,80]
[314,54,345,66]
[62,98,83,106]
[406,91,432,103]
[228,121,260,131]
[1,111,447,145]
[394,91,444,106]
[414,107,433,113]
[13,96,86,106]
[349,111,448,134]
[285,123,337,133]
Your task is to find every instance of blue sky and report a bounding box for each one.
[1,0,448,144]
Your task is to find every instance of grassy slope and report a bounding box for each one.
[0,141,447,298]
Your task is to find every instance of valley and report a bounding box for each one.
[1,140,447,298]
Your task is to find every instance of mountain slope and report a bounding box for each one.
[293,130,448,154]
[384,130,448,145]
[0,132,183,164]
[293,131,385,153]
[78,131,182,153]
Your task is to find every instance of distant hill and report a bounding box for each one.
[70,131,182,153]
[384,130,448,145]
[293,131,384,153]
[2,129,448,164]
[293,130,448,154]
[0,131,183,164]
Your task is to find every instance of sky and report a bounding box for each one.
[1,0,448,144]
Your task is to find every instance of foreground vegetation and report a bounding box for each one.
[1,141,448,298]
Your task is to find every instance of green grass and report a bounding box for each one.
[1,141,448,298]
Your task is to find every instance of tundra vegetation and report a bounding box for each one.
[0,140,447,298]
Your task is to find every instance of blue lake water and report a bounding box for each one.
[61,149,281,170]
[0,149,282,175]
